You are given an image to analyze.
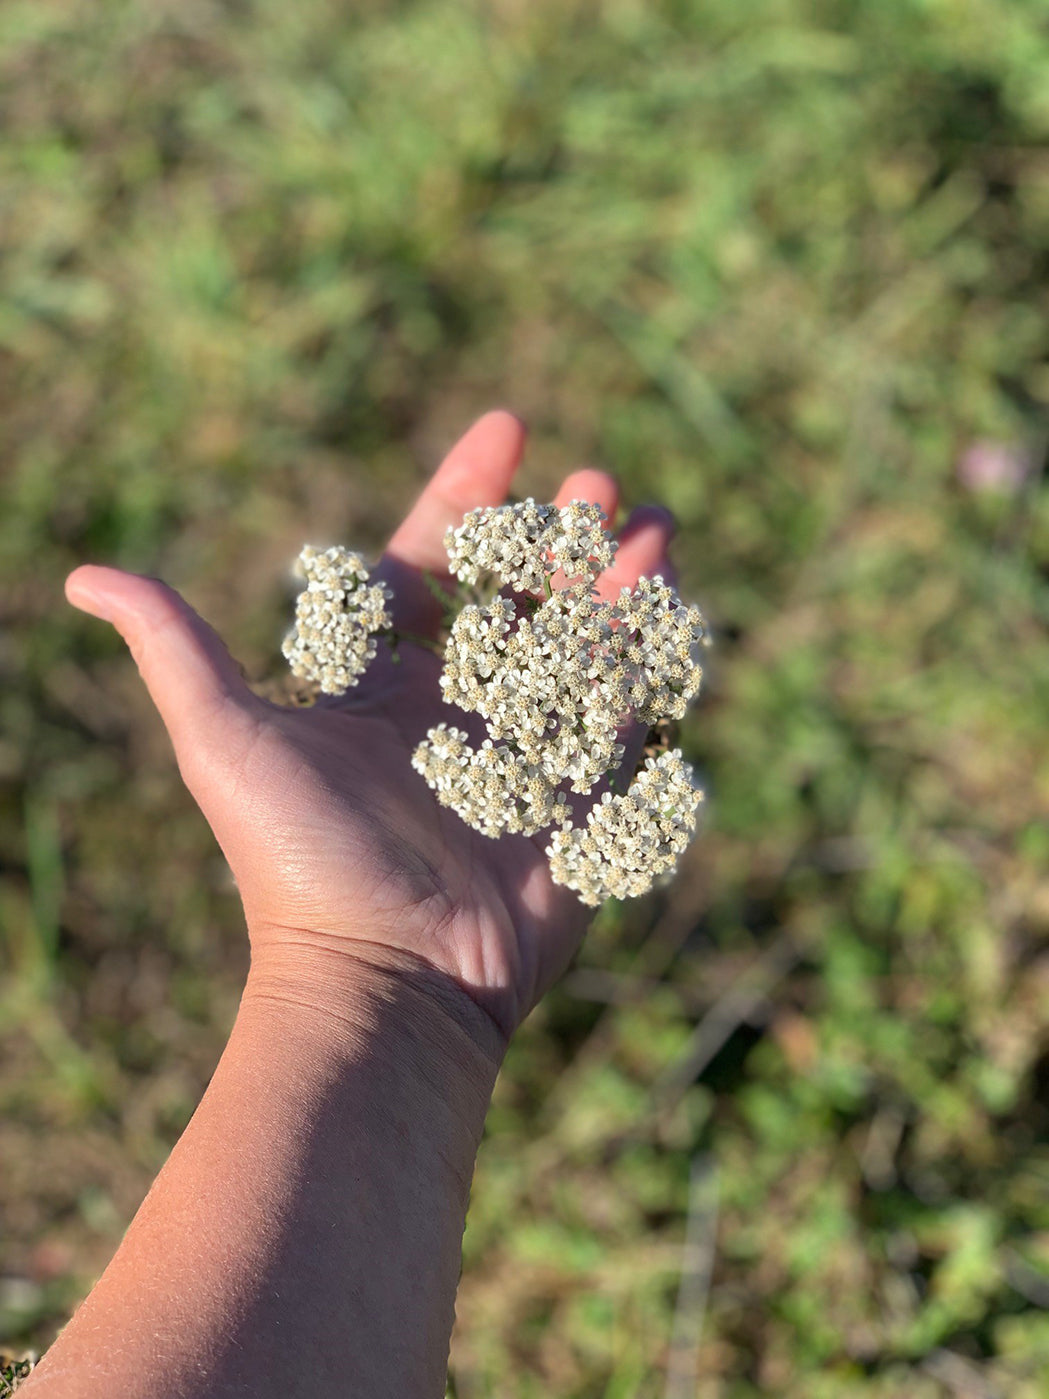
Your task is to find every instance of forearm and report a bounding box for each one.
[23,940,503,1399]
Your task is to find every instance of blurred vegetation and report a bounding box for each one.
[2,0,1049,1393]
[0,1357,34,1398]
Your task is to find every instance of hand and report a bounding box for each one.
[66,412,676,1046]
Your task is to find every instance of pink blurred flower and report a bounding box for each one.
[956,440,1032,495]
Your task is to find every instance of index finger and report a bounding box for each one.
[376,410,528,634]
[386,410,528,575]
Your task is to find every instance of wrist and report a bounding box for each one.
[28,932,506,1399]
[241,933,505,1148]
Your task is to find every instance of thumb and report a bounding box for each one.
[66,565,266,781]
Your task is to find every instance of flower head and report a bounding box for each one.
[282,545,393,694]
[439,590,624,794]
[545,749,704,905]
[611,575,707,724]
[411,724,570,838]
[444,498,617,593]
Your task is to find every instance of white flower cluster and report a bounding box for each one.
[410,723,570,838]
[437,590,627,796]
[281,498,708,905]
[282,545,393,694]
[445,498,617,592]
[411,498,708,904]
[546,749,704,905]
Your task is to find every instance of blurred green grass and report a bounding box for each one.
[2,0,1049,1393]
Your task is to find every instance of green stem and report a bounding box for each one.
[419,569,462,628]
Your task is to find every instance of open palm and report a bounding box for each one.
[66,413,675,1040]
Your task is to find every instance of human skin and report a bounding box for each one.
[21,411,676,1398]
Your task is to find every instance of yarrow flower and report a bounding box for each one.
[437,590,627,794]
[545,749,704,905]
[410,723,570,838]
[445,498,617,592]
[283,496,708,905]
[612,575,706,724]
[282,545,393,694]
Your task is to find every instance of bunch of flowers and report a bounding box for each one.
[283,499,707,905]
[282,545,393,694]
